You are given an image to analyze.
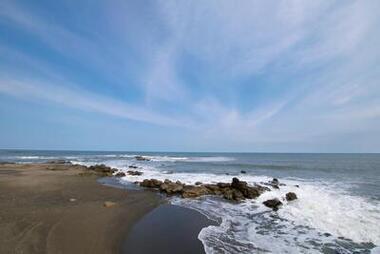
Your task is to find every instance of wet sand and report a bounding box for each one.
[123,204,217,254]
[0,163,161,254]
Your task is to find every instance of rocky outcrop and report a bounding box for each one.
[138,177,269,201]
[140,179,163,188]
[182,185,210,198]
[135,156,150,161]
[127,170,143,176]
[263,198,283,211]
[115,172,126,177]
[88,164,117,176]
[285,192,297,201]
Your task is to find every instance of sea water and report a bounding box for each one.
[1,150,379,253]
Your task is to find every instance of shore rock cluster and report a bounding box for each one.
[140,177,270,202]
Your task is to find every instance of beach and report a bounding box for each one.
[0,162,213,254]
[1,151,379,253]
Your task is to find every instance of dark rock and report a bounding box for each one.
[217,182,231,188]
[223,189,244,201]
[203,184,223,195]
[140,179,163,188]
[240,170,247,174]
[160,182,184,195]
[294,185,300,188]
[135,156,150,161]
[263,198,283,211]
[88,164,117,176]
[272,178,279,184]
[195,181,202,185]
[181,185,210,198]
[127,170,143,176]
[129,165,138,169]
[115,172,126,177]
[285,192,297,201]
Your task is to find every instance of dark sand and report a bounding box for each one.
[123,204,217,254]
[0,163,161,254]
[0,163,216,254]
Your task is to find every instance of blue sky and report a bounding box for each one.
[0,0,379,152]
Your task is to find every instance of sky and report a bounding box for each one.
[0,0,379,152]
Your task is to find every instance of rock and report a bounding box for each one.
[126,170,143,176]
[181,186,210,198]
[104,201,117,208]
[272,178,279,184]
[263,198,283,211]
[115,172,126,177]
[88,164,117,176]
[285,192,297,201]
[135,156,150,161]
[129,165,138,169]
[140,179,163,188]
[160,182,184,195]
[241,170,247,174]
[217,182,231,188]
[230,178,262,199]
[195,181,202,185]
[203,184,222,195]
[223,189,244,201]
[294,185,300,188]
[164,179,172,184]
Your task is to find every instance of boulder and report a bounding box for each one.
[285,192,297,201]
[263,198,283,211]
[140,179,163,188]
[87,164,117,176]
[160,182,184,195]
[195,181,202,185]
[127,170,143,176]
[135,156,150,161]
[115,172,126,177]
[129,165,138,169]
[230,178,263,199]
[241,170,247,174]
[217,182,231,188]
[181,186,210,198]
[203,184,222,195]
[223,189,244,201]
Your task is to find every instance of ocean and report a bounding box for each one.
[1,149,379,253]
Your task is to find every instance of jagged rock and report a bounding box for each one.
[181,185,210,198]
[223,189,244,201]
[127,170,143,176]
[135,156,150,161]
[241,170,247,174]
[286,192,297,201]
[160,182,184,195]
[263,198,283,211]
[88,164,117,176]
[115,172,126,177]
[195,181,202,185]
[104,201,117,208]
[217,182,231,188]
[203,184,223,195]
[140,179,163,188]
[230,178,263,199]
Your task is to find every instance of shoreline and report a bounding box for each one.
[0,162,214,254]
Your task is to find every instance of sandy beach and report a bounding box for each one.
[0,163,164,254]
